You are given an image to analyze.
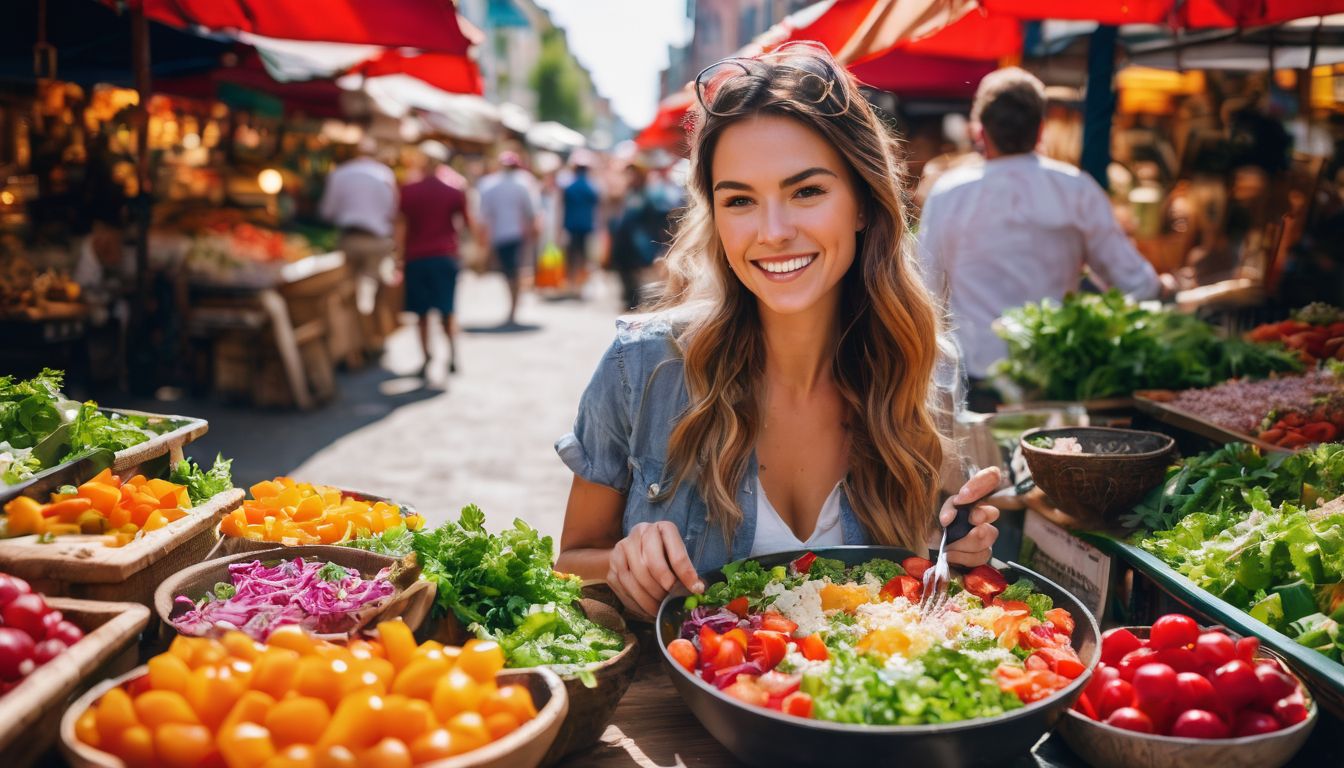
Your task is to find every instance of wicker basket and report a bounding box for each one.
[1020,426,1176,524]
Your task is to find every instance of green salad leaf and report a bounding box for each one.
[170,454,234,506]
[411,505,623,669]
[346,525,417,558]
[61,403,162,461]
[0,369,68,450]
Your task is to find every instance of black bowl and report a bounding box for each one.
[655,546,1101,768]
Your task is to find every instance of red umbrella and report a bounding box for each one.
[346,50,483,95]
[108,0,472,53]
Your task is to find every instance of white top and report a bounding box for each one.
[478,169,539,245]
[917,153,1160,378]
[749,479,845,557]
[320,157,398,238]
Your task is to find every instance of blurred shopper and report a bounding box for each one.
[320,137,398,351]
[561,153,601,296]
[609,163,669,311]
[918,67,1171,411]
[477,151,538,326]
[397,140,471,380]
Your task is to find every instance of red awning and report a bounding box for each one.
[850,50,996,97]
[979,0,1343,27]
[156,50,348,118]
[901,9,1022,61]
[347,50,483,95]
[110,0,472,53]
[635,92,695,151]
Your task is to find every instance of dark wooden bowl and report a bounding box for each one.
[424,597,639,764]
[1021,426,1176,522]
[1057,627,1316,768]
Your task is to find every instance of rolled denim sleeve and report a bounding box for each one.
[556,336,633,492]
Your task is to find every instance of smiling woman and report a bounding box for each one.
[553,42,1001,620]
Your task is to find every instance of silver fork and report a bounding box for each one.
[919,462,991,618]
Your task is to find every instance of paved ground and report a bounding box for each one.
[120,271,626,541]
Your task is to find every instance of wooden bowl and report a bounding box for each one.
[1057,627,1316,768]
[424,597,639,764]
[154,544,434,640]
[0,598,149,766]
[1021,426,1176,522]
[60,665,568,768]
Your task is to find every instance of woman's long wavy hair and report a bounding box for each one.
[655,44,949,551]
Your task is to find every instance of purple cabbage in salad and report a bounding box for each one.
[170,557,395,641]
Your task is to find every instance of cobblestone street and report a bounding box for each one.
[141,271,627,540]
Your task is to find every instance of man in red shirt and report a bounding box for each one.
[397,141,471,379]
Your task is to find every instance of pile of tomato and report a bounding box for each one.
[1074,613,1310,738]
[1256,395,1344,449]
[0,573,84,694]
[1246,318,1344,364]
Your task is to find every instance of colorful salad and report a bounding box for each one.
[667,552,1087,725]
[169,557,395,641]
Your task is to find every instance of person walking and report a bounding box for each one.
[608,163,667,311]
[918,67,1174,411]
[477,151,538,326]
[561,154,601,296]
[396,140,471,380]
[320,137,398,353]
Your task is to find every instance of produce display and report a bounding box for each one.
[72,619,540,767]
[1,369,184,486]
[671,553,1085,724]
[1,460,231,546]
[1142,368,1342,445]
[1073,614,1310,738]
[350,506,626,674]
[1129,443,1344,662]
[219,477,424,545]
[995,290,1301,401]
[0,573,84,694]
[1247,304,1344,365]
[169,557,396,641]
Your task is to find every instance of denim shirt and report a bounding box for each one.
[556,315,871,573]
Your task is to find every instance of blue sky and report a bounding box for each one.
[534,0,692,128]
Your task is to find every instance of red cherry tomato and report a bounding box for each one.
[1234,711,1282,737]
[1116,647,1159,681]
[0,575,22,607]
[699,626,722,666]
[668,638,697,672]
[30,637,65,665]
[1100,628,1144,666]
[1153,647,1200,674]
[1131,663,1178,711]
[1272,695,1309,727]
[1170,710,1230,739]
[1086,664,1119,702]
[1149,614,1199,650]
[759,612,799,635]
[1173,671,1216,713]
[963,565,1008,602]
[781,691,813,718]
[1,594,49,639]
[1193,631,1236,668]
[790,552,817,574]
[1254,663,1298,708]
[725,597,750,618]
[798,633,829,662]
[712,638,745,670]
[1236,636,1260,663]
[51,621,82,647]
[0,627,35,681]
[1096,679,1136,718]
[747,630,789,671]
[1211,660,1260,711]
[1104,707,1154,734]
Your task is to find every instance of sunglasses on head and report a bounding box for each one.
[693,41,851,118]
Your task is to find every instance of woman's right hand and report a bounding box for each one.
[608,521,704,620]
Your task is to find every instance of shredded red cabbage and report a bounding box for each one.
[680,606,742,639]
[170,557,395,641]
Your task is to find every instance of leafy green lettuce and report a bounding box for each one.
[61,403,163,461]
[170,454,234,505]
[0,369,69,450]
[411,505,623,670]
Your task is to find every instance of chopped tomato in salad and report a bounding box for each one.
[671,553,1085,725]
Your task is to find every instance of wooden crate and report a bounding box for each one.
[0,597,149,766]
[0,489,244,609]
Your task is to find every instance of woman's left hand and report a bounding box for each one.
[937,466,1001,567]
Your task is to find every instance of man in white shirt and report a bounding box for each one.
[918,67,1173,409]
[320,138,398,349]
[477,151,538,326]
